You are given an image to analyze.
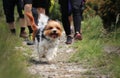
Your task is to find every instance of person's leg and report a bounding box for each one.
[19,18,28,38]
[68,0,74,33]
[23,0,33,36]
[32,8,38,25]
[24,3,33,35]
[24,0,39,45]
[17,0,28,38]
[2,0,16,34]
[59,0,71,36]
[59,0,72,44]
[69,15,74,33]
[8,22,16,34]
[71,0,82,40]
[24,3,35,45]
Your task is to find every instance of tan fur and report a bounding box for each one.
[25,12,38,40]
[44,21,63,40]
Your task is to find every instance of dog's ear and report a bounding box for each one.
[59,23,63,32]
[54,21,63,32]
[47,19,53,23]
[43,25,48,30]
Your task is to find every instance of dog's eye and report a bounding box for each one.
[48,27,53,30]
[56,27,60,30]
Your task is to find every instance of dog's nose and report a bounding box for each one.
[52,28,57,33]
[53,30,56,33]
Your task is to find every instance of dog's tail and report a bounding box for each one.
[25,12,38,40]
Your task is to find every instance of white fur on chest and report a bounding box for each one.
[38,39,59,62]
[35,14,62,62]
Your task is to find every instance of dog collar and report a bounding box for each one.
[42,34,51,41]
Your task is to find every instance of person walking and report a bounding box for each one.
[59,0,83,44]
[23,0,51,45]
[2,0,28,38]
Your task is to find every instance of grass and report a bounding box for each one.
[0,17,35,78]
[0,1,35,77]
[0,0,120,77]
[69,16,120,78]
[70,16,103,62]
[0,26,26,78]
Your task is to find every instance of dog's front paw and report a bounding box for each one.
[47,60,56,64]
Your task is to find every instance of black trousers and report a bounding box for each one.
[2,0,24,23]
[32,8,38,25]
[59,0,82,36]
[24,0,50,16]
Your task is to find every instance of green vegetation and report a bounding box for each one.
[85,0,120,31]
[0,0,120,78]
[0,21,32,78]
[49,0,61,21]
[69,15,120,77]
[0,1,35,78]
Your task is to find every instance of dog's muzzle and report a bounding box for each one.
[50,30,59,38]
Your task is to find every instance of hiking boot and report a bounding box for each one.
[20,31,28,38]
[27,41,34,45]
[65,36,73,44]
[74,32,82,40]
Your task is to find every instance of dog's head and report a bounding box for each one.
[43,20,63,40]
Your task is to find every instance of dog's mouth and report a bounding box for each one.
[50,33,59,38]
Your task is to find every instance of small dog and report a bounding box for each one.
[26,13,63,63]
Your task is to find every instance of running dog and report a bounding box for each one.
[25,12,63,63]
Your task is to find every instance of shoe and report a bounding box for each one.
[65,36,73,44]
[20,31,28,38]
[27,41,34,45]
[27,34,34,45]
[74,32,82,40]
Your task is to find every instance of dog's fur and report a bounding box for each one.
[25,12,63,62]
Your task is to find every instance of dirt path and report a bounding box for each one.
[25,33,103,78]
